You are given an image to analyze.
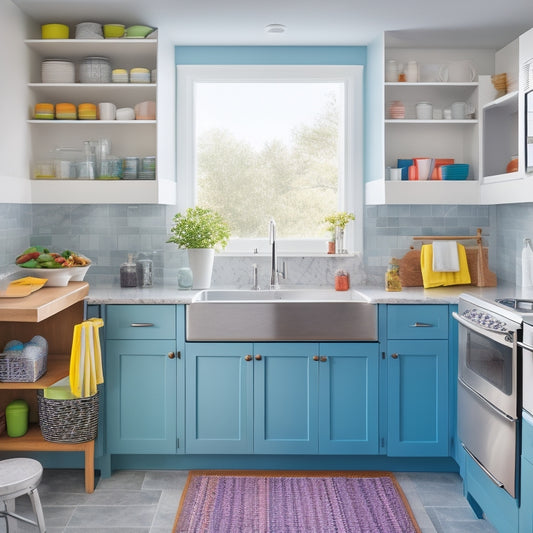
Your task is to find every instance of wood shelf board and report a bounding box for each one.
[0,424,93,452]
[0,282,88,322]
[28,120,156,125]
[0,356,69,390]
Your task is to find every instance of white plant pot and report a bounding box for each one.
[187,248,215,289]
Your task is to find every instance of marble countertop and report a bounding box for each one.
[86,283,521,305]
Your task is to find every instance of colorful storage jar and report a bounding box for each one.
[5,399,29,437]
[55,102,77,120]
[78,103,97,120]
[41,23,69,39]
[34,103,54,120]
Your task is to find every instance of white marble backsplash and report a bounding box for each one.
[210,253,367,289]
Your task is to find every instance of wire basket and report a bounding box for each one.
[37,390,99,443]
[0,352,47,382]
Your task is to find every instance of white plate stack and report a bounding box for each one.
[41,60,75,83]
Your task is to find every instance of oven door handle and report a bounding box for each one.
[461,444,505,490]
[452,311,513,346]
[458,378,516,421]
[518,340,533,353]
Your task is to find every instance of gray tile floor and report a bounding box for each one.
[1,469,498,532]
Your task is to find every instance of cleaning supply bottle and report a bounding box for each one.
[522,239,533,287]
[385,258,402,292]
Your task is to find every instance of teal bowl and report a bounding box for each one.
[440,164,469,180]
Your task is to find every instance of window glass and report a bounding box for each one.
[177,65,363,253]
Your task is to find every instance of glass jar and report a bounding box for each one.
[120,254,137,287]
[385,258,402,292]
[136,258,153,288]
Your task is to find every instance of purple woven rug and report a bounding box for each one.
[173,471,420,533]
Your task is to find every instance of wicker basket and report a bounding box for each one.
[0,352,47,382]
[37,390,99,443]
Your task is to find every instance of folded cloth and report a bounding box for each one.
[432,240,460,272]
[420,243,471,288]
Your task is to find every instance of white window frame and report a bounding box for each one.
[176,64,363,254]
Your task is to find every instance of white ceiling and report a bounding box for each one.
[12,0,533,49]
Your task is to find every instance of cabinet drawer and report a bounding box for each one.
[106,305,176,340]
[387,305,448,339]
[523,410,533,462]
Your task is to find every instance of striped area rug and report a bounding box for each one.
[173,470,421,533]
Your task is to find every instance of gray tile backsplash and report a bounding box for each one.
[1,202,529,287]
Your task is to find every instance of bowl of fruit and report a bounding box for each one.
[16,247,91,287]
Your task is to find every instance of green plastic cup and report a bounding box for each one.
[5,399,29,437]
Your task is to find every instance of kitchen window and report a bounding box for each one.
[176,65,363,254]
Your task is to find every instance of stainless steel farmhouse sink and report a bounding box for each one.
[186,289,377,341]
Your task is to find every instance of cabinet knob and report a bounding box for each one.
[313,355,319,361]
[168,352,176,359]
[320,356,327,362]
[255,354,262,361]
[391,353,399,359]
[244,354,252,361]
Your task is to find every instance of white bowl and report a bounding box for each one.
[18,264,91,287]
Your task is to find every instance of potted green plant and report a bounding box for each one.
[323,211,355,254]
[168,206,231,288]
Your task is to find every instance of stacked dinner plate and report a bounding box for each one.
[41,60,75,83]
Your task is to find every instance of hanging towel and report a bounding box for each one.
[69,318,104,398]
[420,243,471,288]
[432,240,460,272]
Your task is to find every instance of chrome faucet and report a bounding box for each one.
[269,218,286,289]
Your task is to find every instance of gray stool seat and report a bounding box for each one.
[0,458,46,532]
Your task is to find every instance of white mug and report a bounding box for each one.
[389,168,402,181]
[451,101,474,119]
[98,102,116,120]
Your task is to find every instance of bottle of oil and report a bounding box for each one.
[385,258,402,292]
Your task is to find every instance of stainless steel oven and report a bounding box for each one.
[453,293,522,498]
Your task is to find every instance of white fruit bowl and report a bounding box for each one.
[18,264,91,287]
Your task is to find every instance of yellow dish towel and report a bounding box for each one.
[420,243,471,288]
[69,318,104,398]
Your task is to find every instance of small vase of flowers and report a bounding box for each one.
[323,211,355,254]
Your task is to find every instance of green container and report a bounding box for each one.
[5,399,29,437]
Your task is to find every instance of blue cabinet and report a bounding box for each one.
[185,342,254,454]
[105,305,182,454]
[520,410,533,532]
[253,343,318,454]
[386,305,450,456]
[318,343,379,454]
[185,341,379,455]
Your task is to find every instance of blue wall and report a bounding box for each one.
[175,46,366,65]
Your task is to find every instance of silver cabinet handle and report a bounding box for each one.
[130,323,155,327]
[409,322,433,327]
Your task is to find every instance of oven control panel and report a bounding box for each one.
[462,308,510,333]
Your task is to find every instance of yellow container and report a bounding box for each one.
[103,24,125,38]
[41,23,69,39]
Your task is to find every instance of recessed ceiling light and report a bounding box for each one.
[264,24,287,34]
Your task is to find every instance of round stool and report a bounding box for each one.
[0,458,46,532]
